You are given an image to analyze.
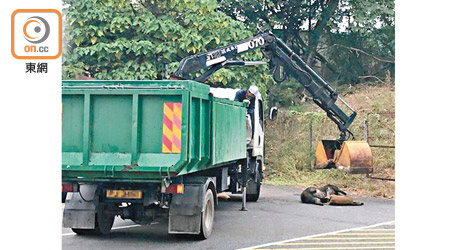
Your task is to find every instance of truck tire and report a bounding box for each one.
[246,169,261,202]
[72,205,115,235]
[198,189,214,239]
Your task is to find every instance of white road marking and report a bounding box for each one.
[237,220,395,250]
[357,228,395,231]
[62,222,159,236]
[301,237,395,240]
[333,232,395,235]
[261,247,395,250]
[278,241,395,245]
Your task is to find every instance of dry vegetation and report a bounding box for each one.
[264,83,395,198]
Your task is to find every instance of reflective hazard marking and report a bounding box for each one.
[162,102,182,153]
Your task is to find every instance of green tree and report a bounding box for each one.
[62,0,274,94]
[218,0,395,85]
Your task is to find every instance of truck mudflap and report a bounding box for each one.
[168,176,216,234]
[63,184,97,229]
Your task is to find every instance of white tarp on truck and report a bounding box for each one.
[209,87,239,101]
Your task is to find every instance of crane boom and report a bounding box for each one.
[174,30,356,141]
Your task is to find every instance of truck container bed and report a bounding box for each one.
[62,80,247,183]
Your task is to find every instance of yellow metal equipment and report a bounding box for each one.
[315,140,373,174]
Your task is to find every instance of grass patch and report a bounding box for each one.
[264,83,395,198]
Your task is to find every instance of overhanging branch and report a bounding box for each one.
[330,44,395,64]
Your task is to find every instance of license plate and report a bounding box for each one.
[106,189,142,199]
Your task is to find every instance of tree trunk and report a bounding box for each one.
[306,0,340,65]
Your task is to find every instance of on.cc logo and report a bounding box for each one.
[23,16,50,44]
[11,9,61,60]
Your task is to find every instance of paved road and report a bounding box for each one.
[62,185,395,250]
[245,221,395,250]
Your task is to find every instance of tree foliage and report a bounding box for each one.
[63,0,395,108]
[62,0,273,94]
[218,0,395,85]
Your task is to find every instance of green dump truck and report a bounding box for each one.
[62,80,265,239]
[62,30,364,240]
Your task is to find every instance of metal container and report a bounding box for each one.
[315,140,373,174]
[62,80,247,183]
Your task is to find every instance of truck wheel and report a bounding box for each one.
[246,169,261,202]
[198,189,214,239]
[94,206,115,235]
[72,205,115,235]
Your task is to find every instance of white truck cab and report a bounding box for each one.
[209,87,264,160]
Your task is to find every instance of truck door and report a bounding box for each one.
[252,98,264,157]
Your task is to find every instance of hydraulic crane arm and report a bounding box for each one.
[175,32,274,82]
[174,31,356,141]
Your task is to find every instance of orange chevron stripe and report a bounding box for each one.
[162,143,171,153]
[162,102,182,153]
[173,103,182,119]
[162,124,173,140]
[172,144,181,153]
[172,125,181,139]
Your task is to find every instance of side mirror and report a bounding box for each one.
[269,106,278,121]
